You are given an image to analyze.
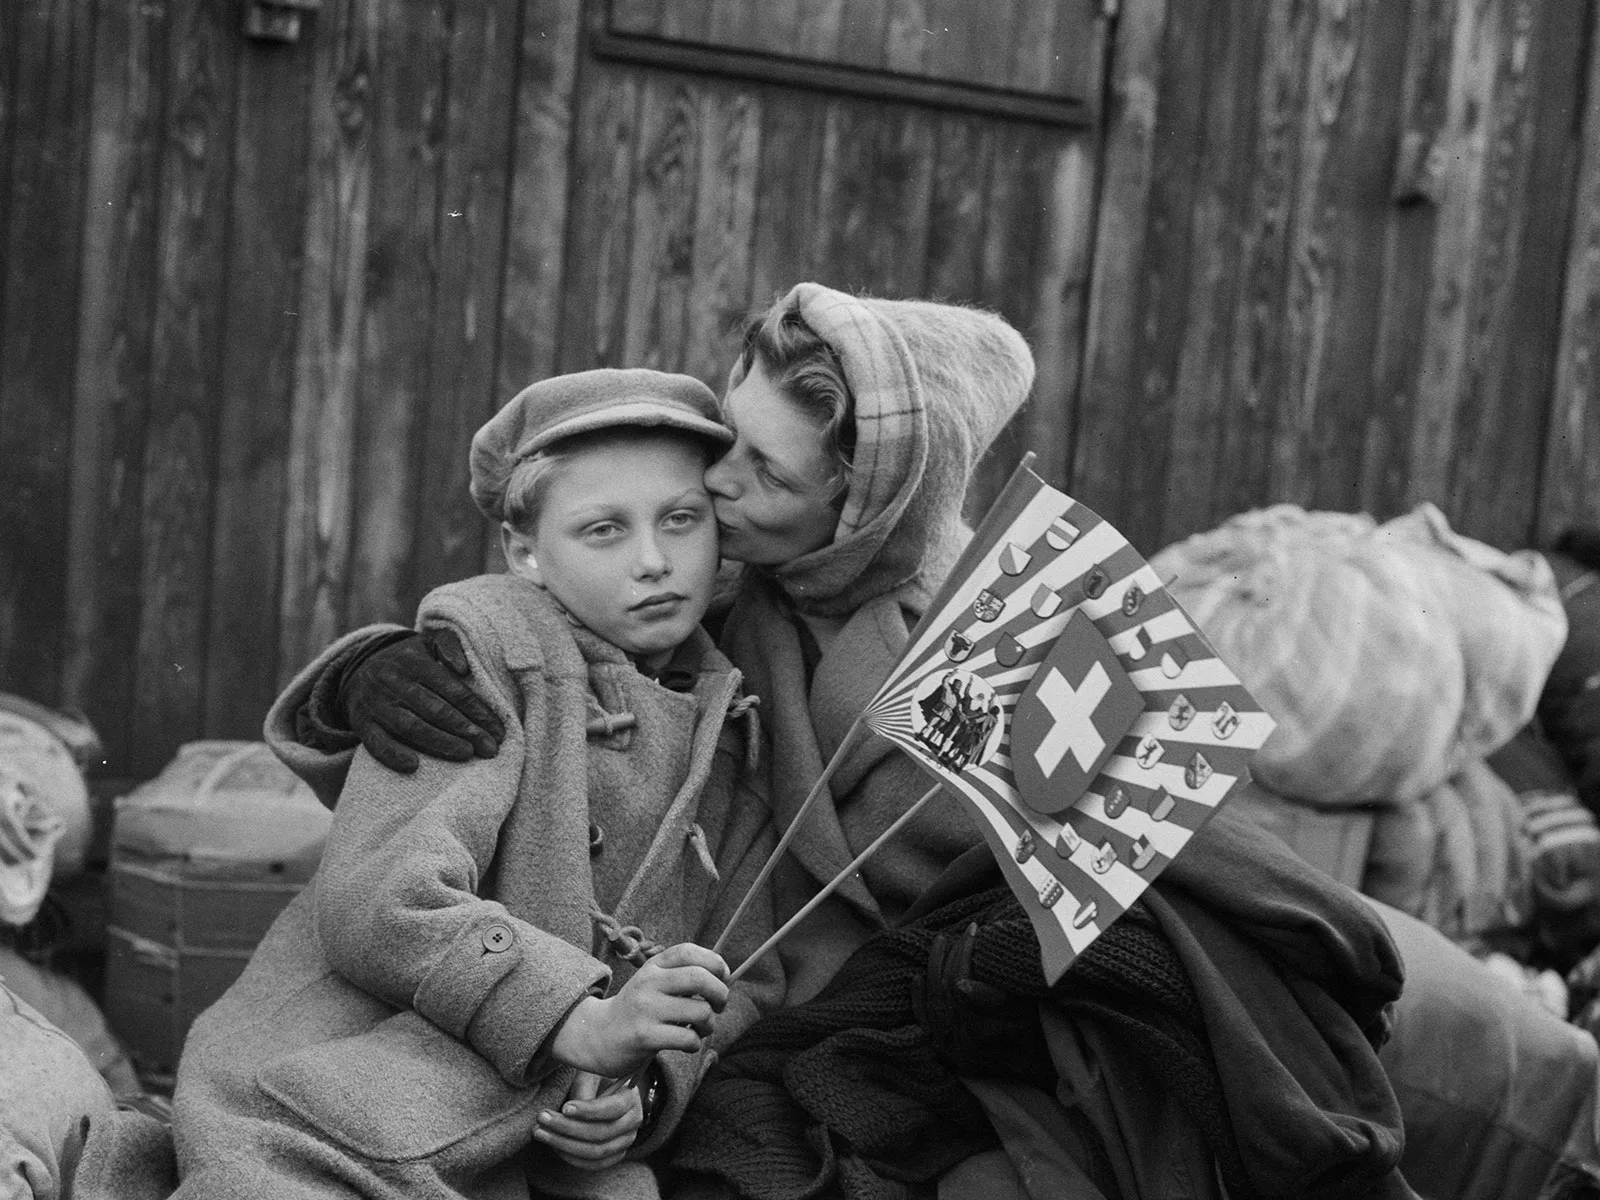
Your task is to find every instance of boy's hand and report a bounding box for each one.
[534,1071,642,1171]
[549,943,730,1077]
[337,628,505,771]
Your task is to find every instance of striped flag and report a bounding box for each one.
[863,458,1275,983]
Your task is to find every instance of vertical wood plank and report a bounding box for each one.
[835,0,892,70]
[496,0,584,396]
[277,0,376,682]
[659,0,715,44]
[622,76,702,372]
[968,121,1048,515]
[1269,0,1380,508]
[0,0,95,708]
[556,66,643,370]
[411,0,520,599]
[65,0,165,771]
[1295,0,1410,518]
[1446,0,1583,545]
[1360,0,1458,519]
[1541,3,1600,542]
[923,114,991,302]
[923,0,980,85]
[1405,0,1502,521]
[707,0,768,55]
[813,100,934,297]
[747,86,828,308]
[1210,0,1318,538]
[795,0,847,61]
[344,2,448,627]
[883,0,931,75]
[683,84,762,387]
[1050,0,1097,100]
[608,0,659,36]
[1020,135,1097,495]
[203,32,315,739]
[1073,0,1166,524]
[129,0,236,772]
[1009,0,1060,95]
[1155,0,1268,550]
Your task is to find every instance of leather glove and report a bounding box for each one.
[337,628,505,773]
[912,920,1044,1079]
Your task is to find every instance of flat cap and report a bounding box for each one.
[470,368,730,520]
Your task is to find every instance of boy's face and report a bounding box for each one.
[504,435,720,670]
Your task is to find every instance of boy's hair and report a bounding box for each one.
[501,425,716,534]
[738,306,857,499]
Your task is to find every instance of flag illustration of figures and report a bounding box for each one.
[863,456,1276,984]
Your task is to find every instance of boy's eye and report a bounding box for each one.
[583,521,624,540]
[663,508,703,531]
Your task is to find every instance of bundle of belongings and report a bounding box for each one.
[0,694,142,1095]
[669,806,1412,1200]
[1148,506,1600,1002]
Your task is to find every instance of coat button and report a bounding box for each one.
[481,924,513,953]
[589,823,605,856]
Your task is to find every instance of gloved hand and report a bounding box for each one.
[337,629,505,773]
[912,920,1046,1080]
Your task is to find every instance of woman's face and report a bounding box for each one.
[704,361,841,566]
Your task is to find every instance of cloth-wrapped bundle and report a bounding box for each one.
[1150,504,1566,808]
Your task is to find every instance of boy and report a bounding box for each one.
[171,369,783,1200]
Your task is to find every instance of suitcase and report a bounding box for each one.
[102,741,330,1076]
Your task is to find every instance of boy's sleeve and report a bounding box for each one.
[310,614,611,1088]
[263,624,410,807]
[633,773,786,1156]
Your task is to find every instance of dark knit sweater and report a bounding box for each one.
[669,804,1412,1200]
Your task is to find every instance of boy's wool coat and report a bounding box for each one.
[174,575,780,1200]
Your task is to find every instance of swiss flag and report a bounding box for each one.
[1011,611,1145,817]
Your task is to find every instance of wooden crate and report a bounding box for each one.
[102,857,305,1074]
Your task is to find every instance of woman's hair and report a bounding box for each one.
[500,426,715,533]
[739,305,857,499]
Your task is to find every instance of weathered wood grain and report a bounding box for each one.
[1405,0,1502,524]
[277,0,376,681]
[556,65,642,370]
[0,0,94,709]
[1074,0,1166,527]
[922,114,991,303]
[1360,0,1457,520]
[1153,0,1269,551]
[203,28,314,739]
[129,0,236,772]
[65,0,165,770]
[1209,0,1318,540]
[345,2,448,628]
[1541,3,1600,542]
[835,0,892,70]
[748,86,828,306]
[412,0,520,595]
[1445,0,1583,546]
[684,83,762,386]
[496,0,583,397]
[622,76,702,371]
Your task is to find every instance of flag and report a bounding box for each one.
[862,456,1276,983]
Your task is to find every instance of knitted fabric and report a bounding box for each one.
[728,284,1035,618]
[670,804,1409,1200]
[668,881,1187,1200]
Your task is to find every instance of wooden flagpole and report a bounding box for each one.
[727,783,943,983]
[711,716,871,955]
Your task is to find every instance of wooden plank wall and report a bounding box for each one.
[1077,0,1600,556]
[0,0,1089,776]
[5,0,1600,779]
